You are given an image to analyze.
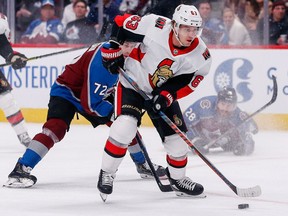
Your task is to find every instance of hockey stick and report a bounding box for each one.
[0,45,91,67]
[135,131,173,192]
[203,75,278,150]
[118,67,262,197]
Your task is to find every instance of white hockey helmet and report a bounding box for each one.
[172,4,203,38]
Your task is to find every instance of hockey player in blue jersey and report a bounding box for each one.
[4,41,166,188]
[183,87,258,156]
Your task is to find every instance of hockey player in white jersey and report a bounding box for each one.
[97,4,212,200]
[0,13,31,147]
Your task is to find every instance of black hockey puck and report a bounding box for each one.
[238,204,249,209]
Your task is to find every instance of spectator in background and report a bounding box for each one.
[63,0,97,44]
[198,0,228,45]
[256,0,288,45]
[257,0,273,20]
[87,0,120,24]
[62,0,90,27]
[119,0,149,15]
[61,0,78,27]
[222,7,252,45]
[87,0,121,41]
[242,0,261,44]
[224,0,246,20]
[20,0,63,44]
[15,0,41,43]
[148,0,195,19]
[241,0,273,45]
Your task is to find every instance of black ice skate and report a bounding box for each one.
[166,168,206,198]
[4,160,37,188]
[97,169,116,202]
[136,162,167,179]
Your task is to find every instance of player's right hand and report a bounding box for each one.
[101,45,124,74]
[215,136,230,147]
[6,52,27,70]
[152,91,174,113]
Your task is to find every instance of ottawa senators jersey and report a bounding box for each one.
[0,13,14,60]
[0,13,10,41]
[119,14,212,99]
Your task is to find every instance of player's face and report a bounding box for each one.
[120,41,138,58]
[41,5,55,21]
[177,25,199,46]
[217,101,236,117]
[223,11,234,28]
[198,3,211,20]
[73,2,87,19]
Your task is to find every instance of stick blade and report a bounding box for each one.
[159,183,173,192]
[270,75,278,104]
[236,185,262,197]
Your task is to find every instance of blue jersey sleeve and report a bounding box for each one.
[87,45,118,117]
[183,96,217,140]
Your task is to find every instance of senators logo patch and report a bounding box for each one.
[149,58,174,88]
[173,114,182,126]
[0,79,8,87]
[202,48,211,60]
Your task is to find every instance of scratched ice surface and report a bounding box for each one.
[0,122,287,216]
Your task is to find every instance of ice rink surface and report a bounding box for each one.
[0,122,287,216]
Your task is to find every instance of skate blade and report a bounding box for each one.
[3,177,35,188]
[175,191,207,198]
[100,193,108,202]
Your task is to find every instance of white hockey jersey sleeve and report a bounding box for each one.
[0,13,11,41]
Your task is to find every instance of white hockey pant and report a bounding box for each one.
[0,91,28,135]
[101,115,138,173]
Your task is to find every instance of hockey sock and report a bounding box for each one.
[128,137,145,165]
[130,152,145,165]
[102,138,128,173]
[166,155,187,180]
[19,149,42,169]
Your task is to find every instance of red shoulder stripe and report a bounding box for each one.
[114,13,132,27]
[176,86,194,99]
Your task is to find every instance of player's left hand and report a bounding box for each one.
[6,52,27,70]
[101,46,124,74]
